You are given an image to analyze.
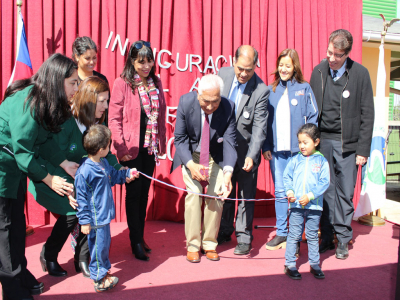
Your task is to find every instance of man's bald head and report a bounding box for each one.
[234,45,258,65]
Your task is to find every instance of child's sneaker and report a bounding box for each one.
[93,273,119,292]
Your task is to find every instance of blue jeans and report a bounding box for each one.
[285,208,322,267]
[88,224,111,282]
[270,151,292,236]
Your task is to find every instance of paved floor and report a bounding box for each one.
[380,181,400,225]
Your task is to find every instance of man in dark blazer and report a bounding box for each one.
[172,74,237,263]
[217,45,270,255]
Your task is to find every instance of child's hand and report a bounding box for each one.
[299,194,310,206]
[129,168,140,180]
[287,192,296,203]
[81,224,91,235]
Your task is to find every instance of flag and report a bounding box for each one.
[8,12,33,86]
[354,44,386,218]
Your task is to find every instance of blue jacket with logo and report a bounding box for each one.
[283,151,330,211]
[262,79,318,154]
[75,157,130,227]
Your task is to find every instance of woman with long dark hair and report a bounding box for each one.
[0,53,79,299]
[262,49,318,254]
[29,76,129,279]
[109,40,166,261]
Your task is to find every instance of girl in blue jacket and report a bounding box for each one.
[283,124,330,280]
[263,49,318,252]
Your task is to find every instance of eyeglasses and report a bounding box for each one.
[134,41,151,50]
[327,49,346,59]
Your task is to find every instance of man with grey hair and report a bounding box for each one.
[310,29,374,259]
[171,74,237,263]
[217,45,269,255]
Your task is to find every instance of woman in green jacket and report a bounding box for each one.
[0,53,79,300]
[29,76,128,279]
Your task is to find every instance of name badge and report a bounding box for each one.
[343,90,350,98]
[243,111,250,119]
[217,137,224,143]
[291,99,298,106]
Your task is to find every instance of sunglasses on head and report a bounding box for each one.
[134,41,151,50]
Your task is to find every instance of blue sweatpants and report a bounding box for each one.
[87,224,111,282]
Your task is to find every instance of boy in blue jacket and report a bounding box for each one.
[283,124,330,280]
[75,125,139,292]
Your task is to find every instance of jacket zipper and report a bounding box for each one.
[302,156,309,208]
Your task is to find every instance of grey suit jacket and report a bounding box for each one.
[218,67,269,168]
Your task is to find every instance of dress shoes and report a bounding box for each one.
[202,250,220,261]
[335,242,349,260]
[132,243,150,261]
[266,235,287,250]
[319,240,335,253]
[233,243,251,255]
[74,259,90,278]
[310,267,325,279]
[217,234,232,245]
[186,251,200,263]
[143,239,151,253]
[30,282,45,295]
[40,255,67,277]
[284,266,302,280]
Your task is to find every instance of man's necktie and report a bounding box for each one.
[230,81,241,115]
[199,114,210,189]
[332,70,338,80]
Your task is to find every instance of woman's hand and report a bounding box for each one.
[263,151,272,161]
[68,194,78,210]
[42,174,74,196]
[60,160,79,178]
[81,224,91,235]
[120,154,132,162]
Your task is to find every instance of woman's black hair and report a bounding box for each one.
[72,36,98,62]
[120,40,158,94]
[3,53,77,133]
[297,123,320,142]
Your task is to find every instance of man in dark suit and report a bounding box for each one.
[217,45,269,255]
[172,74,237,263]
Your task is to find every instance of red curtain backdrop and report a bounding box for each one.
[0,0,363,225]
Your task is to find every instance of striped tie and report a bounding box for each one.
[199,114,210,189]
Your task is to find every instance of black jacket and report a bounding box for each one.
[310,57,374,157]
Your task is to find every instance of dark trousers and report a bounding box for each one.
[219,164,258,244]
[44,214,89,262]
[0,183,38,299]
[121,151,155,246]
[320,138,357,244]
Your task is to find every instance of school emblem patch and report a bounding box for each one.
[311,163,321,173]
[295,90,304,96]
[69,143,77,153]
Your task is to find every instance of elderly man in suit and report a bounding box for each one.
[217,45,269,255]
[172,74,237,263]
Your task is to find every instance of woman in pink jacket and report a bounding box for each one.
[109,41,166,261]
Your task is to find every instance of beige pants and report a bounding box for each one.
[182,152,224,252]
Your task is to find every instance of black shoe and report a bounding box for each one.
[74,259,90,278]
[266,235,287,250]
[40,255,67,277]
[319,240,335,253]
[284,266,302,280]
[132,243,150,261]
[295,242,300,258]
[335,242,349,260]
[29,282,44,295]
[233,243,251,255]
[143,239,151,253]
[217,234,232,245]
[310,267,325,279]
